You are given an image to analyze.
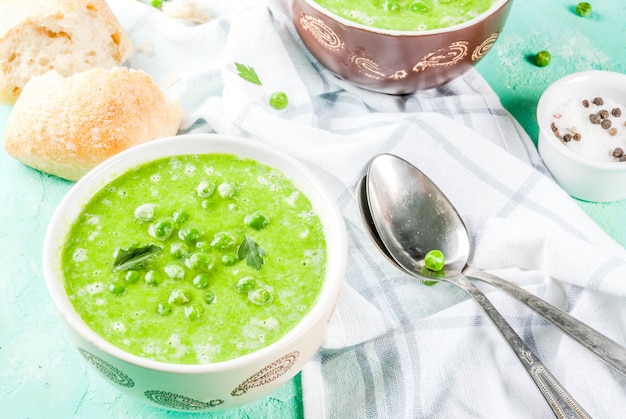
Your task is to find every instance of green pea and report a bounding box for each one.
[205,290,217,304]
[248,288,273,305]
[420,266,444,283]
[424,249,445,272]
[196,180,216,198]
[148,218,174,240]
[269,91,288,110]
[164,262,186,280]
[195,241,210,250]
[221,253,238,266]
[124,270,140,284]
[108,281,126,295]
[157,302,172,316]
[186,252,215,271]
[382,0,401,12]
[201,200,214,210]
[211,231,237,250]
[170,242,190,259]
[244,211,270,230]
[410,0,432,13]
[192,273,211,289]
[171,209,189,225]
[150,0,163,9]
[144,270,160,286]
[534,50,551,67]
[178,225,203,243]
[575,2,592,17]
[168,288,191,305]
[184,303,204,321]
[218,182,236,199]
[235,276,257,293]
[134,203,155,222]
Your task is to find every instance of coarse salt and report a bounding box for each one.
[551,96,626,162]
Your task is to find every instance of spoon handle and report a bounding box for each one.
[464,266,626,377]
[454,275,591,419]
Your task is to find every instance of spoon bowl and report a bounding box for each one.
[356,176,404,272]
[364,154,589,418]
[364,155,469,277]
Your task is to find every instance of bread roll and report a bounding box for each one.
[4,67,182,181]
[0,0,132,103]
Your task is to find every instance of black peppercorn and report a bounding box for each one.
[589,113,601,124]
[550,122,560,138]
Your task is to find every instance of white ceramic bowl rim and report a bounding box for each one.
[43,133,347,374]
[537,70,626,172]
[300,0,510,36]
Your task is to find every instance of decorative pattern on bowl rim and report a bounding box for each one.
[298,13,500,81]
[78,347,301,411]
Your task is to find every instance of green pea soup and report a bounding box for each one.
[313,0,496,31]
[61,153,327,364]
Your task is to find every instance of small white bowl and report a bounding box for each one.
[43,133,348,411]
[537,70,626,202]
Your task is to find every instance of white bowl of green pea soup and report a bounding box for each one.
[43,133,348,411]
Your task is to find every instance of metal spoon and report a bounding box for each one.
[363,153,591,419]
[356,176,626,377]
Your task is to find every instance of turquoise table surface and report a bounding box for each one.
[1,1,625,418]
[474,0,626,248]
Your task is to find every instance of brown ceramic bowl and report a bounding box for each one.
[292,0,512,94]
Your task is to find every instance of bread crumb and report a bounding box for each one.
[135,41,155,57]
[163,0,212,25]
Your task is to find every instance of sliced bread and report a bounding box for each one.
[0,0,132,103]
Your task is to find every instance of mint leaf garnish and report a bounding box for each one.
[237,235,265,270]
[113,243,162,271]
[235,62,262,86]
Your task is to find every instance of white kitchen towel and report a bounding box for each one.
[108,1,626,418]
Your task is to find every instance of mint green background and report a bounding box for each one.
[1,1,625,418]
[474,0,626,246]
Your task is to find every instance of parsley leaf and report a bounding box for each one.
[113,243,162,272]
[237,235,266,270]
[149,0,165,9]
[235,62,262,86]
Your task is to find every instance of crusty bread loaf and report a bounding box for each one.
[4,67,182,181]
[0,0,132,103]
